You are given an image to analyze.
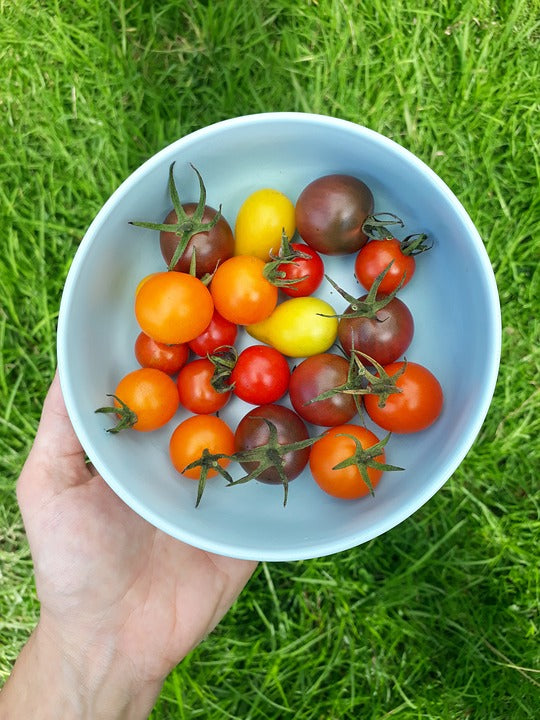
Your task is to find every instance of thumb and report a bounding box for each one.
[17,370,91,507]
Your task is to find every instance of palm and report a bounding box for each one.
[17,374,256,683]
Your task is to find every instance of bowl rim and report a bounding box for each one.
[57,111,502,561]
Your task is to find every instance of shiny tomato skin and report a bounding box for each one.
[309,424,384,499]
[210,255,278,325]
[338,294,414,366]
[364,361,443,433]
[355,239,416,293]
[160,204,234,278]
[295,174,374,255]
[234,404,310,484]
[230,345,290,405]
[278,243,325,297]
[135,271,214,345]
[169,415,235,479]
[134,332,189,375]
[114,368,179,432]
[188,310,238,357]
[289,353,357,427]
[176,358,231,414]
[234,188,296,261]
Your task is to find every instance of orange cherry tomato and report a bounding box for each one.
[309,424,385,499]
[210,255,278,325]
[169,415,235,479]
[135,271,214,344]
[104,368,179,432]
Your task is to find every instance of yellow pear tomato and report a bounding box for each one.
[234,188,295,261]
[246,297,338,357]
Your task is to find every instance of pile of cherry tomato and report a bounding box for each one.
[96,164,443,506]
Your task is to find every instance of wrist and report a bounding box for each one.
[0,619,163,720]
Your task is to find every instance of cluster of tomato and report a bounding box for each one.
[97,165,443,506]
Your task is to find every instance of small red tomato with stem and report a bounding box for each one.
[355,213,432,294]
[176,358,231,414]
[134,332,189,375]
[263,232,325,297]
[364,360,443,433]
[206,344,290,405]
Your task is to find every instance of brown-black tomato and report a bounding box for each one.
[338,295,414,366]
[295,174,374,255]
[234,404,310,485]
[160,204,234,277]
[288,353,357,427]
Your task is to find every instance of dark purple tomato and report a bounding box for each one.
[338,294,414,366]
[288,353,357,427]
[160,204,234,277]
[234,404,310,485]
[295,174,374,255]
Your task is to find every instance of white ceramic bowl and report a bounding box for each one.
[57,112,501,561]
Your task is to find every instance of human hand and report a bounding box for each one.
[3,371,256,718]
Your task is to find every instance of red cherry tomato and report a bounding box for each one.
[355,238,416,294]
[230,345,290,405]
[364,361,443,433]
[176,358,231,414]
[134,332,189,375]
[276,243,325,297]
[188,310,238,357]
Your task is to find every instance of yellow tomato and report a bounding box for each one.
[246,297,338,357]
[234,188,296,261]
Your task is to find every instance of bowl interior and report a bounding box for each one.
[57,113,500,561]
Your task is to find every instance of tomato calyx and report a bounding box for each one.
[308,350,406,407]
[362,213,432,257]
[186,420,318,507]
[362,212,405,240]
[182,448,235,508]
[400,233,433,256]
[227,419,318,506]
[95,394,138,433]
[129,162,223,271]
[207,345,237,393]
[188,249,220,286]
[322,262,405,320]
[263,231,312,288]
[331,431,403,495]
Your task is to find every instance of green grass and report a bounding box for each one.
[1,0,538,717]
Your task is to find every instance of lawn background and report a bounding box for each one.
[0,1,538,718]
